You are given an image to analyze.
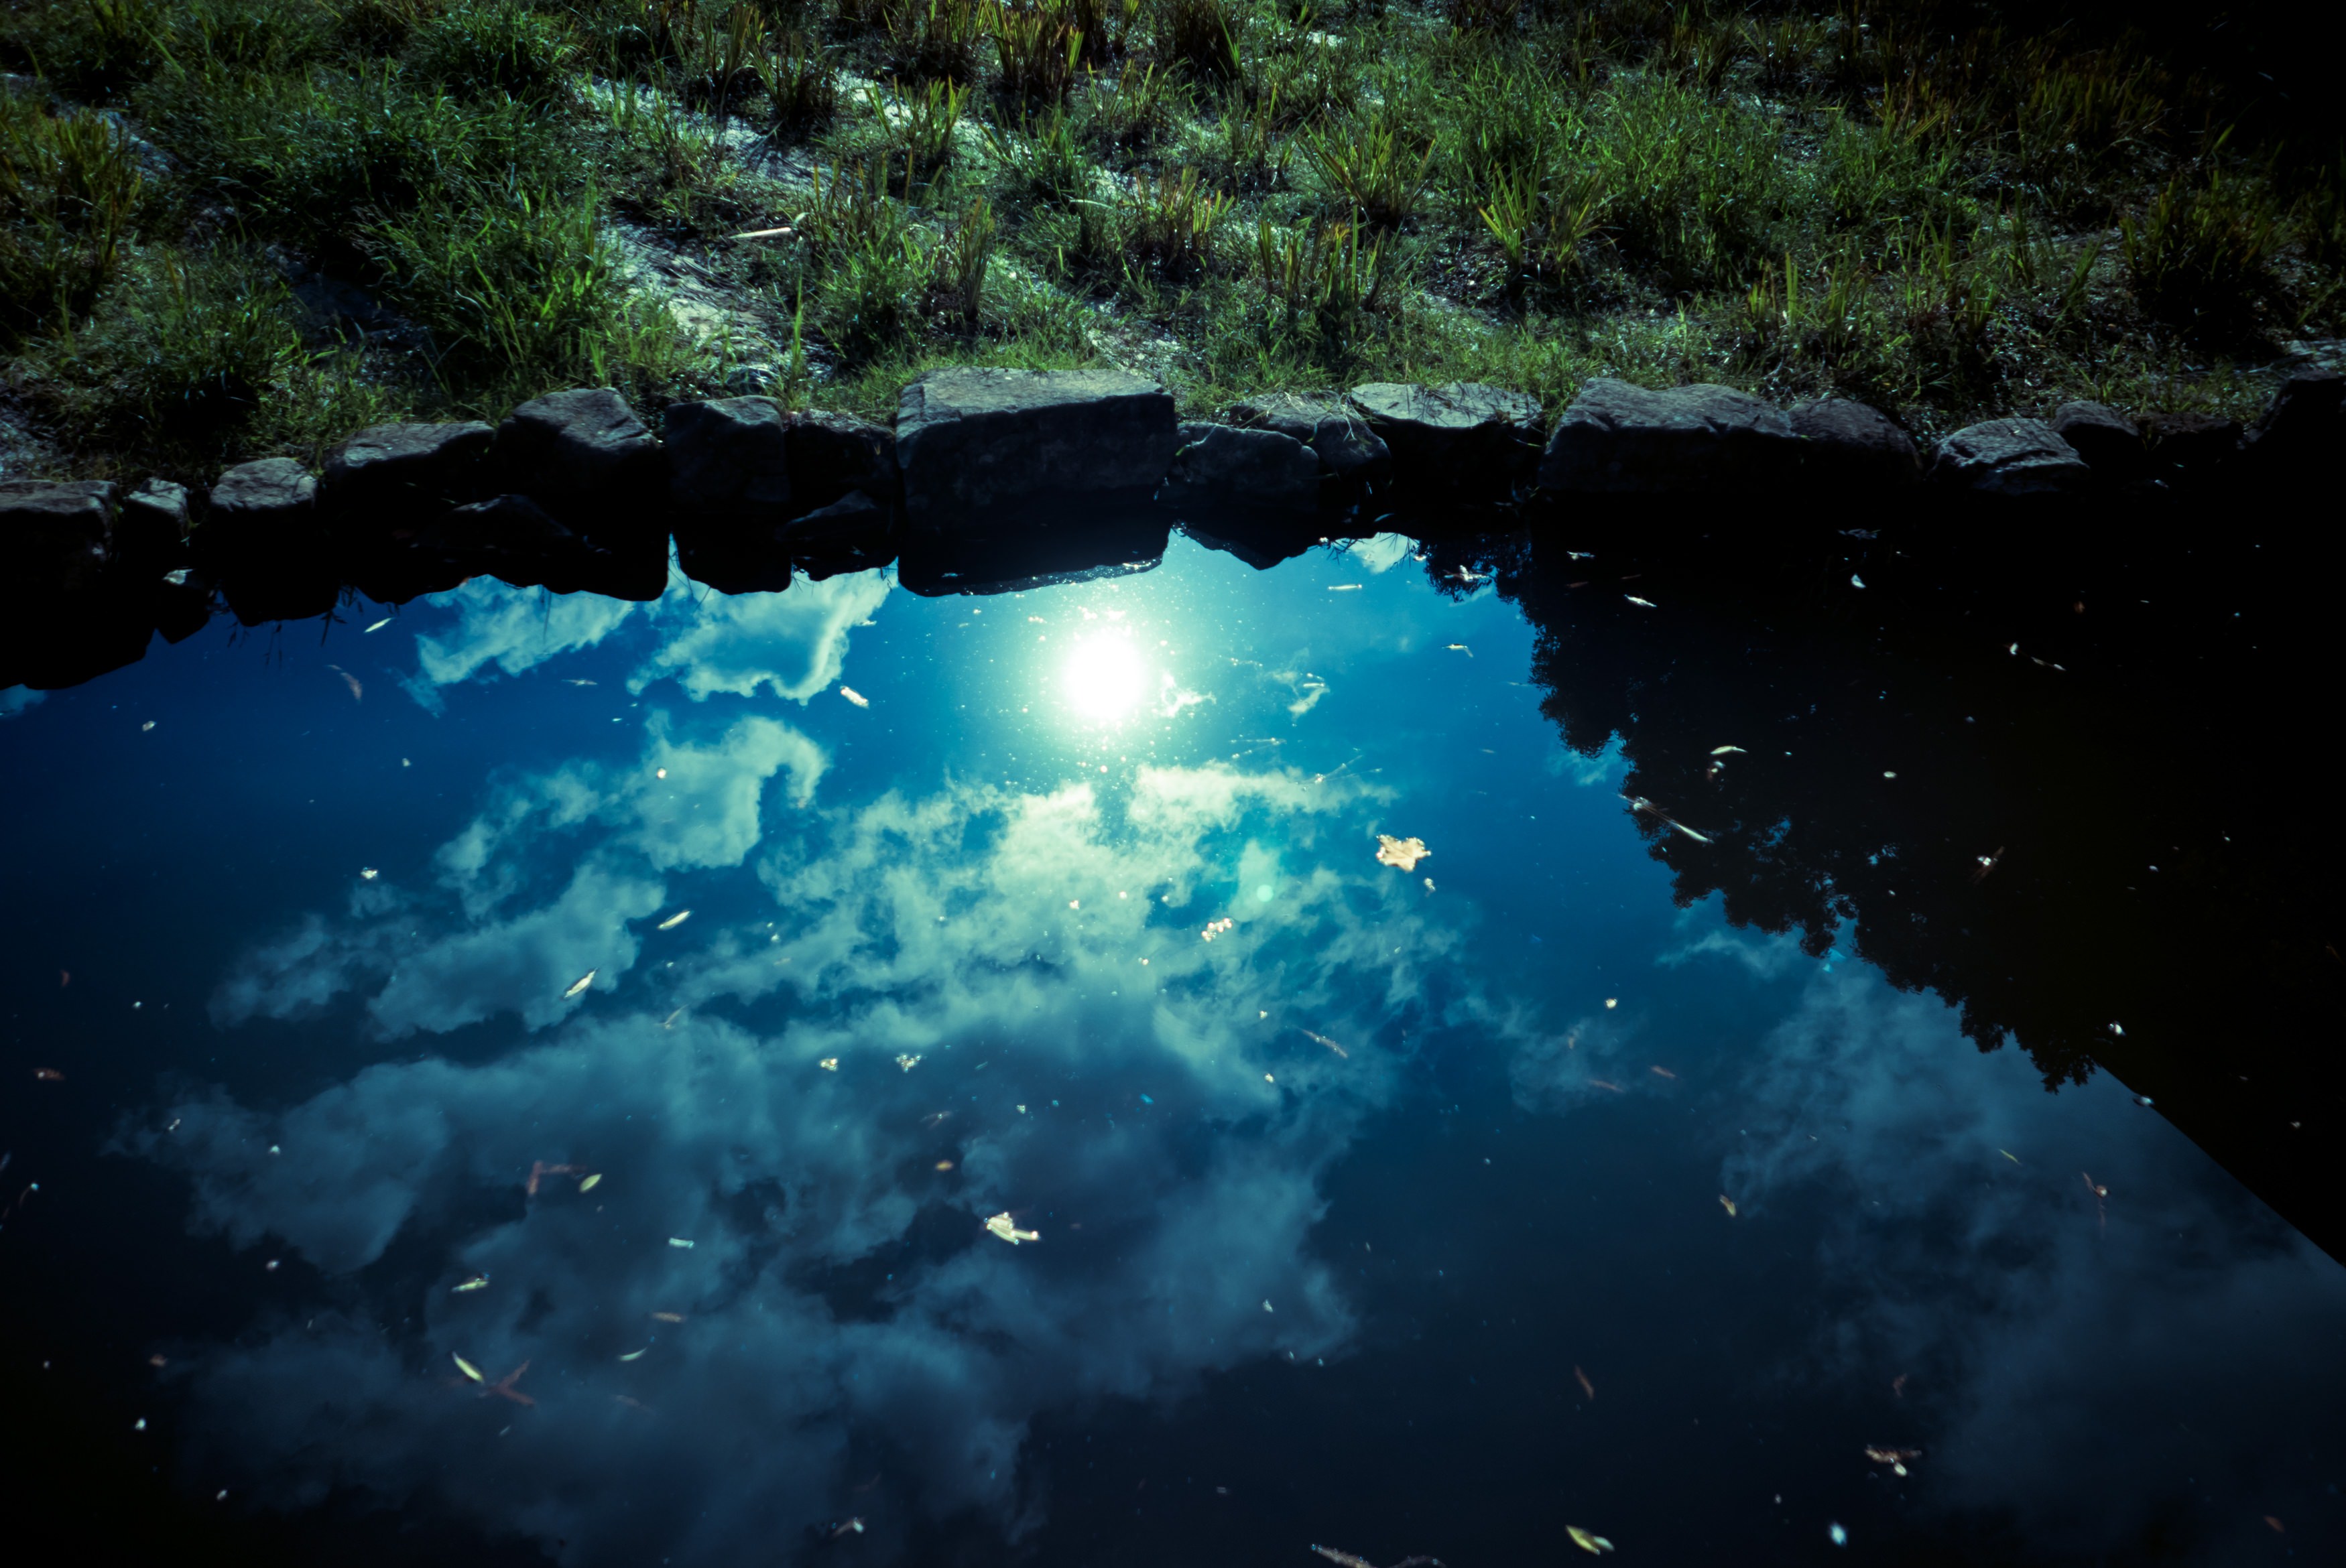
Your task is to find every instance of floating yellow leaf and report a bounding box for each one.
[619,1348,647,1362]
[1719,1194,1738,1217]
[452,1354,484,1383]
[578,1173,601,1193]
[1375,834,1430,871]
[657,910,691,930]
[1568,1525,1614,1554]
[452,1275,489,1293]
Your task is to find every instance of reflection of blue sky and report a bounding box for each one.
[21,535,2330,1565]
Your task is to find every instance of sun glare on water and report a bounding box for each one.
[1061,633,1148,724]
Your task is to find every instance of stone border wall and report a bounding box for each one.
[5,366,2337,690]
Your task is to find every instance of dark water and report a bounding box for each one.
[1,523,2340,1567]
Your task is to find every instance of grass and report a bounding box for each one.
[2,0,2342,487]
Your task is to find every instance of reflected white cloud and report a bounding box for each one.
[1722,967,2346,1557]
[408,580,643,706]
[213,713,822,1037]
[633,572,891,703]
[1,685,45,719]
[150,748,1512,1566]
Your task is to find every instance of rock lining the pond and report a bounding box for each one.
[1163,423,1320,511]
[1926,419,2094,496]
[21,363,2328,688]
[1541,379,1800,494]
[1225,393,1393,486]
[896,367,1177,520]
[1,479,117,596]
[491,387,666,516]
[322,421,497,516]
[1352,381,1542,498]
[2050,401,2144,481]
[1787,398,1922,489]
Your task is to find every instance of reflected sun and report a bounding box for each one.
[1060,633,1148,724]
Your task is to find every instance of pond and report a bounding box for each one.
[1,521,2339,1567]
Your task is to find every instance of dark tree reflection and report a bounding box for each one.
[1424,503,2346,1259]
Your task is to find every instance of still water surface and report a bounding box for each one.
[1,532,2338,1566]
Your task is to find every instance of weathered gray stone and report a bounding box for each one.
[1788,399,1921,488]
[205,459,320,553]
[0,479,116,594]
[1539,379,1798,494]
[896,368,1178,518]
[2243,366,2343,470]
[2050,401,2142,479]
[1227,392,1392,484]
[2139,411,2241,482]
[1926,419,2092,496]
[323,421,495,509]
[492,387,664,502]
[1353,382,1542,495]
[666,397,793,521]
[785,491,896,580]
[119,478,188,560]
[1164,423,1320,510]
[788,409,898,511]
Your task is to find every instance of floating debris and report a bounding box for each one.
[1587,1079,1623,1093]
[363,617,392,633]
[1603,998,1618,1009]
[1566,1526,1615,1555]
[33,1067,64,1082]
[651,1312,685,1323]
[828,1519,867,1539]
[1574,1365,1595,1401]
[1710,745,1745,756]
[1624,595,1656,608]
[1829,1523,1849,1547]
[896,1053,922,1071]
[618,1349,647,1362]
[2133,1095,2154,1108]
[2000,1150,2020,1163]
[2083,1172,2108,1227]
[818,1057,839,1071]
[452,1275,490,1294]
[1650,1065,1677,1080]
[1422,876,1435,892]
[839,686,870,708]
[484,1362,534,1407]
[578,1173,602,1193]
[562,679,597,686]
[359,867,379,881]
[1445,644,1472,656]
[667,1237,694,1249]
[1971,846,2005,883]
[935,1161,955,1171]
[526,1161,582,1197]
[562,970,597,1000]
[1328,583,1363,592]
[1375,834,1430,872]
[139,720,154,731]
[1310,1547,1446,1568]
[326,664,363,702]
[1624,794,1713,843]
[656,910,692,930]
[1302,1029,1350,1059]
[984,1212,1040,1245]
[1719,1195,1738,1218]
[662,1008,685,1029]
[1892,1374,1907,1399]
[1865,1445,1921,1477]
[452,1354,485,1384]
[1850,574,1866,589]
